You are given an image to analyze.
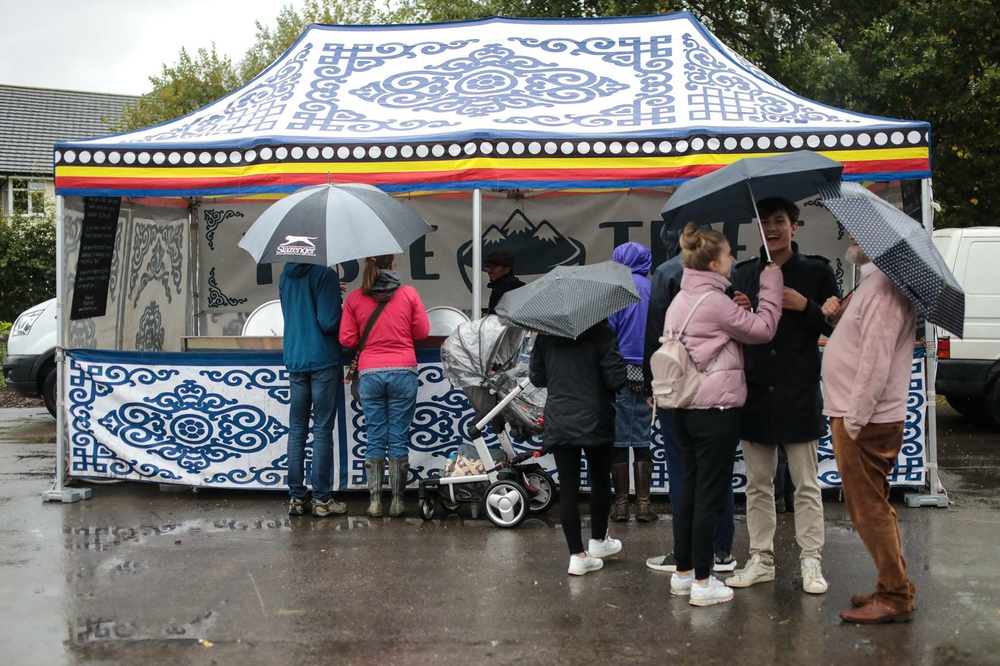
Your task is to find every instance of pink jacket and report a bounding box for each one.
[339,286,430,370]
[664,268,782,409]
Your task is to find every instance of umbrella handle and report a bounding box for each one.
[747,181,774,265]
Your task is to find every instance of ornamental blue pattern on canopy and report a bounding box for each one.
[53,13,931,197]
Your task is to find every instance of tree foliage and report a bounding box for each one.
[111,0,997,228]
[0,214,57,322]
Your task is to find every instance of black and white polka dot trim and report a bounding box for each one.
[53,129,929,167]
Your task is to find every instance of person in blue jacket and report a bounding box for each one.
[608,242,657,523]
[280,262,349,518]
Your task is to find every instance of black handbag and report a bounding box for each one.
[344,300,388,403]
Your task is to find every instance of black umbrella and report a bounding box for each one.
[817,181,965,338]
[495,262,640,339]
[661,151,844,263]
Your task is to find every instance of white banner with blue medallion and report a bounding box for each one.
[66,347,925,492]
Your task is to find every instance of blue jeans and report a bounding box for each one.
[661,409,736,553]
[287,367,339,502]
[614,386,653,448]
[359,370,418,459]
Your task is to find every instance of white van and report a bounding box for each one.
[933,227,1000,427]
[2,298,57,417]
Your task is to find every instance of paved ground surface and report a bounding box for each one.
[1,405,998,666]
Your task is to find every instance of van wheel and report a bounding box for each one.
[42,369,57,418]
[986,382,1000,430]
[946,395,987,421]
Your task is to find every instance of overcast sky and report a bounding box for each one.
[0,0,308,96]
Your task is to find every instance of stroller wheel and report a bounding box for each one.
[419,498,435,521]
[523,470,556,514]
[483,481,529,528]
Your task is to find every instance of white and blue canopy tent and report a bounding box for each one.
[46,13,943,505]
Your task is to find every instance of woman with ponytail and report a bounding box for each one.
[658,223,782,607]
[340,255,430,517]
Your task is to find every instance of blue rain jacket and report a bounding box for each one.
[279,263,343,373]
[608,242,652,364]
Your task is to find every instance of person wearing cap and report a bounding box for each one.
[485,252,526,316]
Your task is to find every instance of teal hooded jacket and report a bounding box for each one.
[279,263,342,373]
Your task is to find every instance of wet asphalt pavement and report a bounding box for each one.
[1,405,999,666]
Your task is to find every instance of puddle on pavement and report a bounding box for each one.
[70,607,222,644]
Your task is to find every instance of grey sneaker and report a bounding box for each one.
[646,552,678,572]
[312,498,348,517]
[288,498,309,516]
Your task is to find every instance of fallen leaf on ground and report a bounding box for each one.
[606,603,620,609]
[276,609,305,616]
[200,640,213,647]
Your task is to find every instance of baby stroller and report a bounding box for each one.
[418,316,555,528]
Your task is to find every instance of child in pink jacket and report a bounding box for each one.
[662,223,782,607]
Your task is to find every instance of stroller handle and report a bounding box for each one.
[471,377,532,435]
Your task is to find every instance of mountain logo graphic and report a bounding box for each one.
[458,209,585,290]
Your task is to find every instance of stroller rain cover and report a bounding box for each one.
[440,315,545,440]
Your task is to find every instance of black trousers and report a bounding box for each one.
[673,408,740,579]
[553,445,613,554]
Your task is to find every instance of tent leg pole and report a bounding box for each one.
[472,189,483,319]
[906,178,948,508]
[42,195,91,503]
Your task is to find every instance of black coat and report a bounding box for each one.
[487,273,526,315]
[529,323,627,448]
[731,244,841,446]
[642,254,684,394]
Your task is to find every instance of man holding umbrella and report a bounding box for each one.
[817,180,965,623]
[726,197,839,595]
[280,262,349,517]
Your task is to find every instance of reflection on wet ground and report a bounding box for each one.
[0,405,999,665]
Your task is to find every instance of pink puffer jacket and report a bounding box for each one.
[664,268,782,409]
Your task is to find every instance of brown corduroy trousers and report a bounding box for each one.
[831,417,916,612]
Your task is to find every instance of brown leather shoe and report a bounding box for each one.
[840,600,913,624]
[610,462,630,522]
[851,593,875,607]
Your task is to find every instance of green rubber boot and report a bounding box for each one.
[388,456,409,517]
[365,459,384,518]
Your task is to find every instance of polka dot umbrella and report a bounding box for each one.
[817,181,965,338]
[494,261,641,339]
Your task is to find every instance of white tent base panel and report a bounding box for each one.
[63,348,928,493]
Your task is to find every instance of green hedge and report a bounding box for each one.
[0,214,56,323]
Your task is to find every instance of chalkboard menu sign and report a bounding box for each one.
[70,197,122,320]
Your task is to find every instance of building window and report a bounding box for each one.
[10,179,47,216]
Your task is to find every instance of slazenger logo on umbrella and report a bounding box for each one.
[275,235,318,257]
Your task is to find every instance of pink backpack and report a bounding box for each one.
[650,293,718,410]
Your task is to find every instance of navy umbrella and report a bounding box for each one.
[495,262,640,339]
[661,151,844,263]
[238,183,434,266]
[817,181,965,338]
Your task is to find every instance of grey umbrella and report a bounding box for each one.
[817,181,965,338]
[495,261,640,339]
[661,150,844,263]
[238,183,434,266]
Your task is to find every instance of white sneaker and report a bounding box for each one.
[801,557,829,594]
[670,572,694,597]
[690,576,735,606]
[725,553,775,588]
[588,532,622,559]
[568,553,604,576]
